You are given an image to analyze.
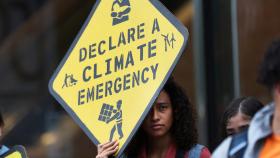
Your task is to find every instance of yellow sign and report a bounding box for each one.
[1,146,27,158]
[49,0,188,157]
[4,152,21,158]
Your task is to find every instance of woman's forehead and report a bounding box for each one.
[155,91,171,102]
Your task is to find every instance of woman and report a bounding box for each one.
[220,96,263,139]
[96,78,211,158]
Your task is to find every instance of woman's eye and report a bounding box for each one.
[226,129,235,136]
[158,104,168,111]
[239,125,249,131]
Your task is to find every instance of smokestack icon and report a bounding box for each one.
[111,0,131,25]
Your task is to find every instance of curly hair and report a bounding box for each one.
[0,111,4,128]
[258,39,280,89]
[220,97,263,139]
[164,77,198,150]
[126,77,198,155]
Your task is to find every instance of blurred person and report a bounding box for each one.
[213,39,280,158]
[0,111,9,156]
[221,97,263,139]
[96,77,211,158]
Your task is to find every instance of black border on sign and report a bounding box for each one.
[0,145,28,158]
[48,0,189,157]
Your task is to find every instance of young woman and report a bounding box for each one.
[220,96,263,139]
[96,78,211,158]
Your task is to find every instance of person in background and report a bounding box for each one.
[213,39,280,158]
[96,77,211,158]
[0,111,9,156]
[220,97,263,139]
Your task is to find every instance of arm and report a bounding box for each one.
[118,7,131,17]
[199,147,211,158]
[107,112,119,123]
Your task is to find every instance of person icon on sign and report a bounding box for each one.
[62,74,70,88]
[62,74,77,88]
[107,100,123,141]
[69,74,77,86]
[111,0,131,25]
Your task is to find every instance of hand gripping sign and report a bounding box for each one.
[0,146,28,158]
[49,0,188,157]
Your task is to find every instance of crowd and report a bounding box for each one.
[96,39,280,158]
[1,40,280,158]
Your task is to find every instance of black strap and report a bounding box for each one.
[175,149,185,158]
[228,129,248,158]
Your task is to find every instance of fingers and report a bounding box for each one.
[98,141,112,153]
[99,140,117,153]
[97,140,119,158]
[101,143,119,157]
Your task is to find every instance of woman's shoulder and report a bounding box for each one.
[212,137,232,158]
[199,146,211,158]
[185,144,211,158]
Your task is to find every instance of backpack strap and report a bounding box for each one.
[176,144,204,158]
[175,148,185,158]
[0,145,9,156]
[228,129,248,158]
[188,144,204,158]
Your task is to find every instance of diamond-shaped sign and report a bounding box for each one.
[1,146,28,158]
[49,0,188,157]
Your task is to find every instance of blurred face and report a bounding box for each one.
[226,112,251,136]
[142,91,173,138]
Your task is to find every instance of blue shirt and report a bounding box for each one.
[0,145,9,156]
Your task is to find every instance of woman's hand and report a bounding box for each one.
[96,140,119,158]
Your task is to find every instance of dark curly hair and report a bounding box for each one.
[258,39,280,90]
[0,111,4,128]
[220,97,263,139]
[164,77,198,150]
[126,77,198,155]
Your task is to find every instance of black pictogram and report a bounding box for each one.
[111,0,131,25]
[98,100,124,141]
[161,33,176,52]
[62,74,77,88]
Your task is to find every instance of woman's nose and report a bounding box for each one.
[150,108,160,121]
